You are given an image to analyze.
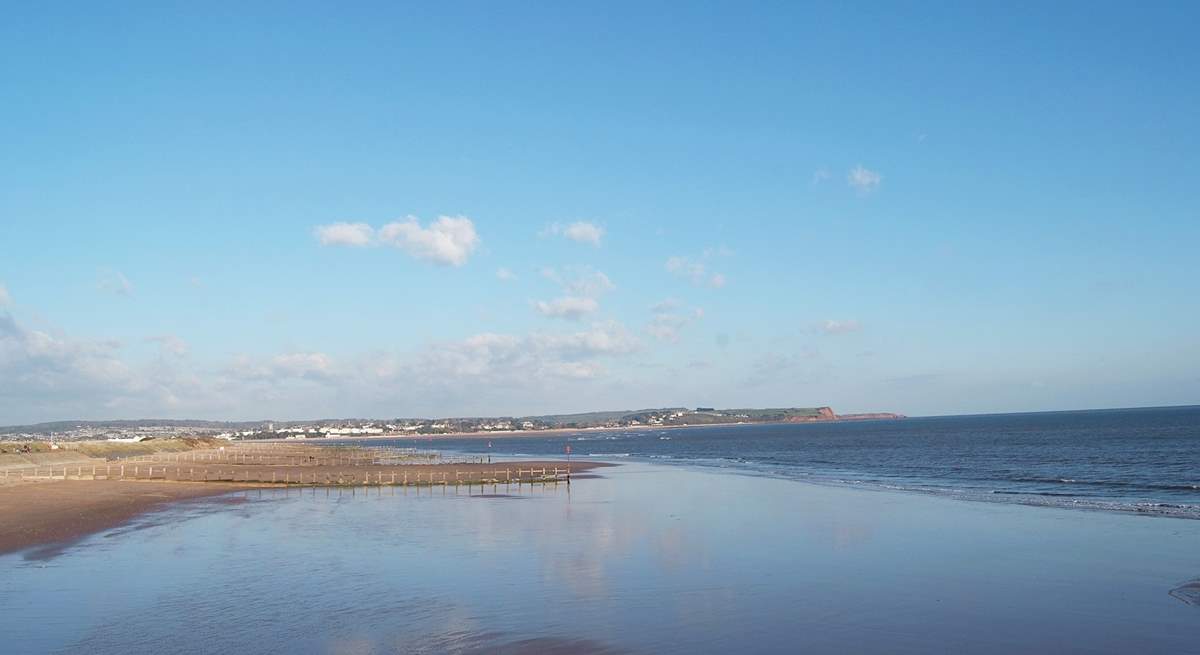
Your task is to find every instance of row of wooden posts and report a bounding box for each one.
[120,451,430,464]
[114,449,465,467]
[2,465,570,487]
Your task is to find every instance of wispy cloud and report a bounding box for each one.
[818,319,862,335]
[97,269,133,296]
[651,298,682,313]
[665,255,726,289]
[812,167,831,185]
[313,221,374,246]
[146,334,189,358]
[0,312,139,414]
[534,296,599,320]
[645,299,705,342]
[542,221,605,246]
[0,305,652,422]
[535,267,615,319]
[743,349,821,387]
[564,269,615,297]
[496,267,517,281]
[375,321,640,387]
[226,351,336,383]
[847,165,882,193]
[314,215,481,266]
[0,283,10,307]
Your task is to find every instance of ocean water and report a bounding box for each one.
[409,406,1200,519]
[4,462,1200,654]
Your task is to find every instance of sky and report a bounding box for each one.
[2,2,1198,423]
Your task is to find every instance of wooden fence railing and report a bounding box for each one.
[0,465,569,487]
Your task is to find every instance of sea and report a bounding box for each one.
[4,406,1199,654]
[410,405,1200,519]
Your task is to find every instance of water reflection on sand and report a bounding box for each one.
[2,462,1199,654]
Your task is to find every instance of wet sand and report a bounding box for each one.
[0,480,241,556]
[0,461,610,557]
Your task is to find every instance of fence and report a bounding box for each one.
[1,464,570,487]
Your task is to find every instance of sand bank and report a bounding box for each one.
[0,480,241,556]
[0,460,610,556]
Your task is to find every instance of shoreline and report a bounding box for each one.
[0,480,245,557]
[0,459,611,557]
[8,461,1200,653]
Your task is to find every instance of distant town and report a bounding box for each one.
[0,406,904,442]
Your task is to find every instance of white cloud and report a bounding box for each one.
[646,315,687,343]
[532,321,641,358]
[534,296,599,320]
[379,321,640,391]
[0,283,10,307]
[812,167,831,185]
[539,266,614,296]
[147,334,189,357]
[226,351,336,383]
[665,256,726,289]
[542,360,604,379]
[314,221,374,246]
[271,352,334,379]
[97,269,133,296]
[378,215,480,266]
[565,270,615,297]
[496,267,517,281]
[563,221,604,246]
[0,305,652,422]
[847,165,882,193]
[313,215,480,266]
[819,319,862,335]
[0,313,138,415]
[651,298,682,313]
[645,300,704,343]
[543,221,605,246]
[534,267,615,319]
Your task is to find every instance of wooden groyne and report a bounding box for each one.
[0,442,590,488]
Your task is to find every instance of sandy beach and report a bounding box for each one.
[0,480,240,556]
[0,442,609,557]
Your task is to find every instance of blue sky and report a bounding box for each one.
[2,2,1198,423]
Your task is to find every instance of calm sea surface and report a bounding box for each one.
[4,462,1200,654]
[4,407,1200,654]
[416,405,1200,519]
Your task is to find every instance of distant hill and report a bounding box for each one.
[0,419,266,435]
[520,408,689,427]
[0,406,904,437]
